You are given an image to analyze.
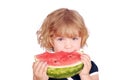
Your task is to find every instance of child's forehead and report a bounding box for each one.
[58,24,80,32]
[51,23,82,38]
[54,28,80,38]
[54,34,79,38]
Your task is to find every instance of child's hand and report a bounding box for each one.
[32,61,48,80]
[79,53,91,76]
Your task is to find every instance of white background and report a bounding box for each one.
[0,0,120,80]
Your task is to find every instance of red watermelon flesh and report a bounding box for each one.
[35,51,81,66]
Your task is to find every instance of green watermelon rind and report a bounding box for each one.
[47,62,84,79]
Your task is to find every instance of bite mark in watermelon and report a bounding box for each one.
[35,51,84,79]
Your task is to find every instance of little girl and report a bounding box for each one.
[32,8,99,80]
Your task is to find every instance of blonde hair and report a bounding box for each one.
[37,8,89,51]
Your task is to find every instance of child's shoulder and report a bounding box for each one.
[90,61,99,74]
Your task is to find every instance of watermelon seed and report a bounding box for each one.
[68,55,72,58]
[54,60,57,63]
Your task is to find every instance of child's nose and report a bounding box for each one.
[64,40,72,48]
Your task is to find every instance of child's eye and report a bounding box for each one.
[57,38,63,41]
[72,37,78,40]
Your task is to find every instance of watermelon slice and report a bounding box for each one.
[34,51,84,79]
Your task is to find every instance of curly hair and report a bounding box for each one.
[36,8,89,51]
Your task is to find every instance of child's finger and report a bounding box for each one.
[32,61,39,73]
[81,54,91,67]
[40,62,48,74]
[35,61,44,74]
[82,54,91,61]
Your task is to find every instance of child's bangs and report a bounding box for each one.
[55,24,80,38]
